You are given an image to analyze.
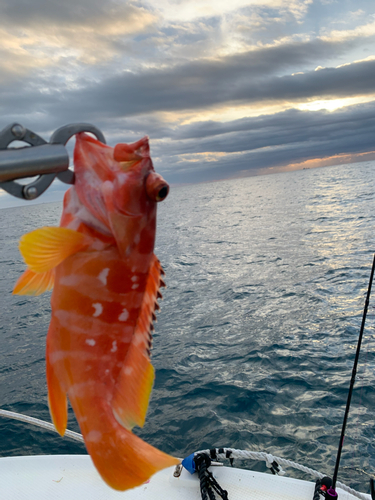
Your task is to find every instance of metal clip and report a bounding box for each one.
[173,464,183,478]
[0,123,106,200]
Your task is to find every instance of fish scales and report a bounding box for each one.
[13,132,179,490]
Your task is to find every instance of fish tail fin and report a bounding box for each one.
[80,408,179,490]
[46,341,67,436]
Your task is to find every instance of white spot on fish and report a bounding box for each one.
[118,308,129,322]
[105,369,110,375]
[86,430,102,443]
[131,275,138,282]
[86,339,96,346]
[132,283,139,290]
[134,233,140,244]
[131,266,136,273]
[92,303,103,317]
[124,366,133,375]
[133,335,143,346]
[59,274,80,287]
[111,341,117,353]
[69,381,90,397]
[98,268,110,286]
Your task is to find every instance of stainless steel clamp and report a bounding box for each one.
[0,123,106,200]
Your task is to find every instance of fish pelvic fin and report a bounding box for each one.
[13,268,55,295]
[19,226,88,273]
[112,254,164,430]
[46,342,67,436]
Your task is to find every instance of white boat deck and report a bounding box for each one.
[0,454,371,500]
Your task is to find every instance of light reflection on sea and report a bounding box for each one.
[1,161,375,492]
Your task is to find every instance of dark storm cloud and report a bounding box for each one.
[1,64,375,185]
[1,38,372,127]
[76,56,375,117]
[151,102,375,183]
[63,43,374,117]
[158,128,374,184]
[156,104,375,155]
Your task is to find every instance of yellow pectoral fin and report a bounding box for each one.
[13,268,54,296]
[19,226,88,273]
[112,346,155,430]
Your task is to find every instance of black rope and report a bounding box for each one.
[194,453,229,500]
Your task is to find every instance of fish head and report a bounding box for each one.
[73,133,169,260]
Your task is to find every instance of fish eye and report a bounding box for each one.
[146,173,169,202]
[156,186,169,201]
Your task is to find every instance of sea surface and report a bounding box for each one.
[1,162,375,493]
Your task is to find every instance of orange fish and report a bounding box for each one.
[13,132,180,490]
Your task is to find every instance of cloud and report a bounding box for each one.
[0,0,157,72]
[0,0,375,202]
[33,51,375,122]
[320,19,375,43]
[149,101,375,183]
[145,0,313,22]
[2,37,372,128]
[162,102,375,143]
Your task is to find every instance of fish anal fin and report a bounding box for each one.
[46,351,67,436]
[19,226,88,273]
[112,348,154,430]
[13,268,54,296]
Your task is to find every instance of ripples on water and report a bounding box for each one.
[1,161,375,491]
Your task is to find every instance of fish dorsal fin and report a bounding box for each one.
[112,254,165,430]
[19,226,88,273]
[13,268,55,296]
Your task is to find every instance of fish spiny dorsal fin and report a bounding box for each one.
[111,254,165,431]
[13,268,55,296]
[19,227,89,273]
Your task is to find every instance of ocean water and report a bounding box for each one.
[1,161,375,493]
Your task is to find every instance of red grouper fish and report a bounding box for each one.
[13,132,180,490]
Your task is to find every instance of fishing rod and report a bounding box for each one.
[323,253,375,500]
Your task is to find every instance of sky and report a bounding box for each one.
[0,0,375,207]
